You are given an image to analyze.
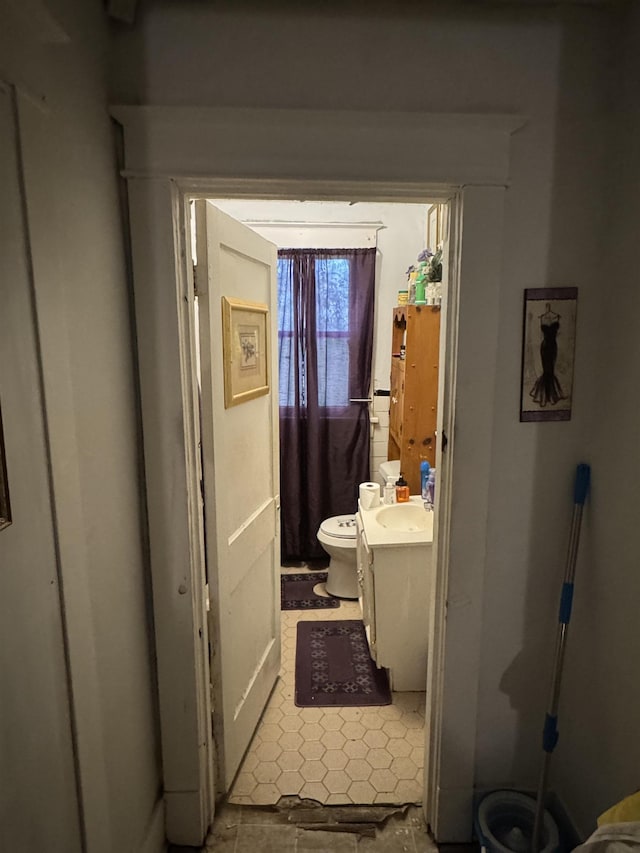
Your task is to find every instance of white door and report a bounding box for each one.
[194,201,281,790]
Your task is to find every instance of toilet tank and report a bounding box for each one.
[378,459,401,486]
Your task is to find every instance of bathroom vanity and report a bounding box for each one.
[356,497,433,692]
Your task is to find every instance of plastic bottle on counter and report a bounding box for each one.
[383,477,396,505]
[425,468,436,510]
[395,473,410,503]
[420,460,431,501]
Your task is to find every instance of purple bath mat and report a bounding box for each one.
[295,620,391,707]
[281,572,340,611]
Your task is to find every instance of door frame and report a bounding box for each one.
[117,105,521,846]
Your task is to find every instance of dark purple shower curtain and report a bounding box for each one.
[278,248,376,562]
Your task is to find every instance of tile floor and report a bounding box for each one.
[228,572,425,807]
[195,801,439,852]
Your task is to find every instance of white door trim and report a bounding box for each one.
[126,180,213,846]
[117,105,520,845]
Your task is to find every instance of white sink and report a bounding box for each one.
[375,503,430,533]
[359,495,433,547]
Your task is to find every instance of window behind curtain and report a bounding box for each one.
[277,247,376,561]
[278,255,351,409]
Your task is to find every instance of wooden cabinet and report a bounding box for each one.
[387,305,441,495]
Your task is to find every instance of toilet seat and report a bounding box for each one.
[318,515,357,541]
[317,514,359,599]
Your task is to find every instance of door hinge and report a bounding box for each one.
[436,429,449,452]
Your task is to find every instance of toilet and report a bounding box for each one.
[377,459,400,488]
[317,462,401,600]
[316,515,358,599]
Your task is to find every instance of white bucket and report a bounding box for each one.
[476,791,560,853]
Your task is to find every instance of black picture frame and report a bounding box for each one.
[520,287,578,422]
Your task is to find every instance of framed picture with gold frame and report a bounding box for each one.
[222,296,270,408]
[0,406,11,531]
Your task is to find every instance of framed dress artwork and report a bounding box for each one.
[520,287,578,422]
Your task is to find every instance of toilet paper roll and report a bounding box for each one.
[359,482,381,510]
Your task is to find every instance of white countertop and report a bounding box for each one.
[358,495,434,548]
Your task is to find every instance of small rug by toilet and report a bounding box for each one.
[281,572,340,611]
[295,620,391,707]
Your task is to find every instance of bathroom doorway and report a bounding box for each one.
[118,99,514,842]
[190,197,449,808]
[192,199,439,560]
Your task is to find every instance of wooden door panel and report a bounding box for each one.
[195,202,280,791]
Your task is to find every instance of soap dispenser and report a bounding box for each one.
[395,473,410,503]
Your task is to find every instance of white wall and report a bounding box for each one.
[0,81,82,853]
[109,0,623,837]
[548,4,640,837]
[474,5,609,812]
[0,2,163,851]
[209,198,428,479]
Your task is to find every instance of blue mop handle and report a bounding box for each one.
[542,462,591,755]
[574,463,591,506]
[559,463,591,625]
[535,466,591,850]
[533,463,591,852]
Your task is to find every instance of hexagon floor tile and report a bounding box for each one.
[228,568,425,806]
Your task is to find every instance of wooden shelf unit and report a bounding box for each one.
[387,304,441,495]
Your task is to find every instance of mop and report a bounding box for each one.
[531,463,591,853]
